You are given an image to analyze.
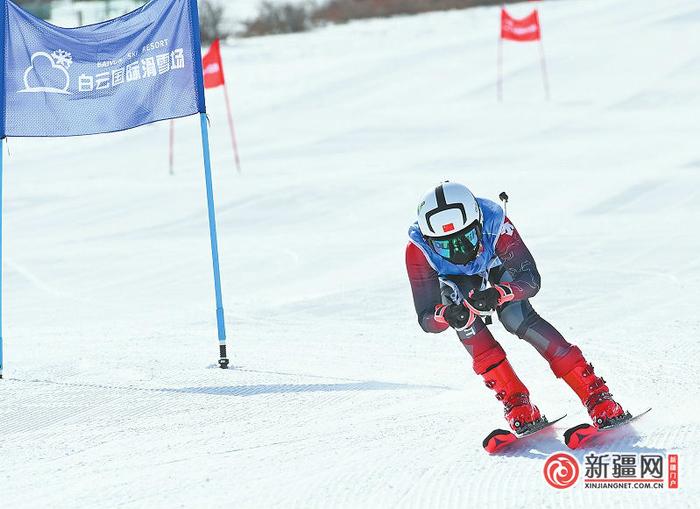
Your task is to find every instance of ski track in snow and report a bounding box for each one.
[1,0,699,507]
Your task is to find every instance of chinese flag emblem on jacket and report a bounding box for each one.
[202,39,225,89]
[501,9,541,42]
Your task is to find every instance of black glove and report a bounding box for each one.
[434,303,475,330]
[468,284,514,313]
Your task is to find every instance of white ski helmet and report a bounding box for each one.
[416,182,483,264]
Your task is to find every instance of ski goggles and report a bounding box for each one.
[427,222,481,264]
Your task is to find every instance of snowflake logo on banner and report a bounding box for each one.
[18,49,72,95]
[51,49,73,69]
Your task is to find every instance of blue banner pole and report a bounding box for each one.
[1,0,6,380]
[199,113,228,368]
[0,137,4,379]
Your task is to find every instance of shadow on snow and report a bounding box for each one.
[163,380,445,396]
[493,425,664,461]
[7,377,449,397]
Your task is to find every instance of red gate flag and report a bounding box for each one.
[203,39,225,89]
[501,8,541,42]
[199,38,242,172]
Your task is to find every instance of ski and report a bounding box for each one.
[483,414,567,454]
[563,408,652,450]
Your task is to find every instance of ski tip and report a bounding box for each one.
[564,408,652,449]
[625,407,652,421]
[598,407,653,430]
[544,414,567,425]
[483,429,517,454]
[564,423,596,450]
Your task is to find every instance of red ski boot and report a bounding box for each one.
[482,359,542,434]
[562,361,625,428]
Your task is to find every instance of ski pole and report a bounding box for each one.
[499,191,509,216]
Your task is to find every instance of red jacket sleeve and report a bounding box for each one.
[493,217,541,301]
[405,243,449,333]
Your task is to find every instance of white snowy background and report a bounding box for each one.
[47,1,307,28]
[1,0,698,507]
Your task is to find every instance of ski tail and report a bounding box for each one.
[483,429,518,454]
[563,423,597,449]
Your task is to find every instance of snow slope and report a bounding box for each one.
[2,0,699,507]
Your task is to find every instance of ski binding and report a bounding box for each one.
[564,408,652,449]
[483,414,566,454]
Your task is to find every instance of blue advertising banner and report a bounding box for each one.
[0,0,206,137]
[0,0,229,377]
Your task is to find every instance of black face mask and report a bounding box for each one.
[427,221,482,264]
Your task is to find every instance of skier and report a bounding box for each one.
[406,182,625,433]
